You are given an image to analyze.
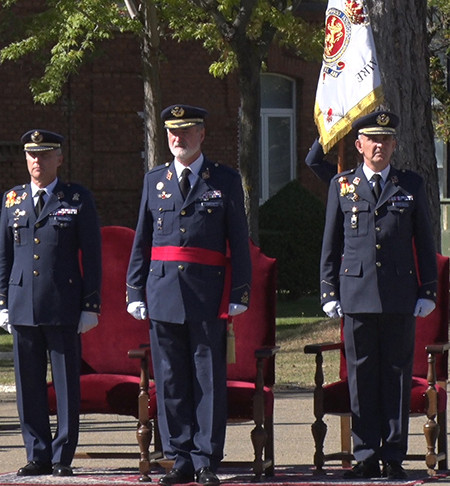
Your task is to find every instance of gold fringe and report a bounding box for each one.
[314,86,384,154]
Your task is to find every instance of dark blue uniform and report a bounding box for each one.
[127,157,251,476]
[0,180,101,468]
[320,163,437,465]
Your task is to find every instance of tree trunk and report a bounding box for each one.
[235,41,262,244]
[366,0,441,250]
[141,0,164,171]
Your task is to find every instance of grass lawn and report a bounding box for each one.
[0,295,342,389]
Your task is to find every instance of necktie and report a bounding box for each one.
[179,168,191,199]
[371,174,382,201]
[35,190,46,216]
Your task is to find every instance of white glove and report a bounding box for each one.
[0,309,11,334]
[77,311,99,334]
[413,298,436,318]
[228,303,248,316]
[323,300,343,319]
[127,301,148,320]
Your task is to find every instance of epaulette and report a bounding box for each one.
[331,167,356,182]
[147,162,171,175]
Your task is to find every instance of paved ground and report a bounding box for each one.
[1,386,450,482]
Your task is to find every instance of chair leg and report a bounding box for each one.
[424,352,439,474]
[263,416,274,477]
[340,415,352,468]
[251,357,267,481]
[311,352,326,470]
[129,348,152,482]
[437,410,448,470]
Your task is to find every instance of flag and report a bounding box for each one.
[314,0,383,153]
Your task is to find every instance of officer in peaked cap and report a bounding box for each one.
[21,129,64,152]
[161,104,208,129]
[352,110,399,136]
[127,103,251,486]
[320,110,437,480]
[0,128,101,477]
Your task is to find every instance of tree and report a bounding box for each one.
[428,0,450,143]
[365,0,443,249]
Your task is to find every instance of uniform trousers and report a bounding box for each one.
[150,318,227,475]
[13,325,81,466]
[343,313,415,464]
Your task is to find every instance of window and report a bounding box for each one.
[260,74,296,204]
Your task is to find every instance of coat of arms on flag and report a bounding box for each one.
[314,0,384,153]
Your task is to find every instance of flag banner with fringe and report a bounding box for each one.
[314,0,383,153]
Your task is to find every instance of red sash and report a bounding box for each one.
[151,246,231,319]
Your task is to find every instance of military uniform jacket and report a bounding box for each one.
[320,164,437,314]
[0,181,102,326]
[126,157,251,324]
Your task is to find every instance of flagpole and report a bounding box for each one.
[337,138,345,173]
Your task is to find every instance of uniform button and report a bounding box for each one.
[178,265,185,271]
[34,238,40,244]
[375,227,381,232]
[35,223,41,228]
[344,268,349,273]
[180,210,186,216]
[376,244,381,250]
[322,293,327,298]
[0,300,4,305]
[180,227,186,233]
[330,291,335,296]
[375,210,379,216]
[33,270,39,276]
[33,254,40,260]
[207,208,213,214]
[86,303,91,308]
[376,262,381,267]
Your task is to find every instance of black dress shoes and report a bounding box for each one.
[196,467,220,486]
[382,461,408,480]
[159,468,194,486]
[53,463,73,476]
[343,460,381,479]
[17,461,53,476]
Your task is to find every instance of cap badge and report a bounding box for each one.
[31,131,44,143]
[376,114,390,126]
[171,106,185,118]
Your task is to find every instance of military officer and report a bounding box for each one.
[0,129,102,477]
[126,104,251,486]
[320,111,437,480]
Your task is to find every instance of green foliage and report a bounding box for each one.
[159,0,323,78]
[0,0,140,104]
[259,180,325,300]
[427,0,450,142]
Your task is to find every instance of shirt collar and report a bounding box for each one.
[363,164,390,183]
[31,178,58,197]
[174,154,204,180]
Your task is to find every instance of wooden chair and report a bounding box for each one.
[47,226,159,481]
[304,253,449,476]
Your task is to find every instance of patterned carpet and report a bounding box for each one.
[0,466,447,486]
